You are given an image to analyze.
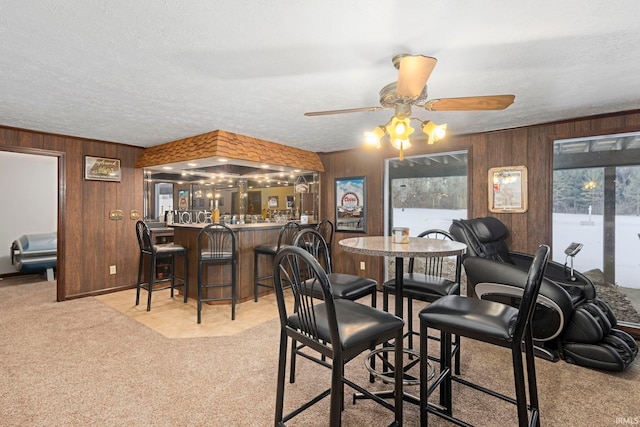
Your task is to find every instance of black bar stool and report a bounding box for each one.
[135,220,188,311]
[315,218,334,259]
[382,229,462,372]
[253,220,300,302]
[197,223,237,323]
[273,246,405,426]
[292,228,379,382]
[419,245,550,427]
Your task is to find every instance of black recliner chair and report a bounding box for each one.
[450,216,638,371]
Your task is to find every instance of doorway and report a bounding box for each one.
[553,133,640,328]
[0,148,61,295]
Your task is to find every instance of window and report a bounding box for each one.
[384,151,468,280]
[385,151,468,236]
[553,133,640,328]
[155,182,174,221]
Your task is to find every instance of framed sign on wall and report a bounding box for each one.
[286,195,294,209]
[489,166,528,213]
[178,190,189,211]
[84,156,121,182]
[335,176,365,233]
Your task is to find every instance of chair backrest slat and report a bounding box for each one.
[293,229,332,274]
[135,221,153,253]
[198,223,236,259]
[277,221,302,249]
[316,219,334,248]
[513,245,550,342]
[273,246,337,346]
[409,229,456,278]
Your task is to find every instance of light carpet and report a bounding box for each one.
[1,276,639,426]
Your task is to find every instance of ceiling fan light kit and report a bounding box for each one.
[387,117,414,141]
[390,138,411,153]
[421,121,447,143]
[364,126,386,149]
[364,116,446,161]
[305,53,515,161]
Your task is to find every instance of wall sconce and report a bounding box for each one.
[364,116,447,160]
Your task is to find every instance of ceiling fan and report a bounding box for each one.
[305,53,515,117]
[304,54,515,159]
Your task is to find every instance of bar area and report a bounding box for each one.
[136,129,325,304]
[169,221,314,303]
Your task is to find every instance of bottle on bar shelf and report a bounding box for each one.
[212,199,220,223]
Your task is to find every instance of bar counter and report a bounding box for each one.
[170,221,316,304]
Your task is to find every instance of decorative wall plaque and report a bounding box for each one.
[488,166,528,213]
[335,176,366,233]
[109,209,124,220]
[85,156,121,182]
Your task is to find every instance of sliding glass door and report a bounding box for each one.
[553,134,640,329]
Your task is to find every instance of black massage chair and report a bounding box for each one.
[449,216,638,371]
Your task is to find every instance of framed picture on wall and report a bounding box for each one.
[268,196,279,208]
[335,176,366,233]
[488,165,528,213]
[286,195,294,209]
[178,190,189,211]
[84,156,121,182]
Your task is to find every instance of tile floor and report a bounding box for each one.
[96,287,287,338]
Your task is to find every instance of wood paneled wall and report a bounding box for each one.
[3,109,640,300]
[0,126,144,300]
[320,110,640,285]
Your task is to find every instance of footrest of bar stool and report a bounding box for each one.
[364,347,434,385]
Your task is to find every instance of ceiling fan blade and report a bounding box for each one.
[396,55,437,98]
[304,106,385,116]
[423,95,515,111]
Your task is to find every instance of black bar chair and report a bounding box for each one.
[292,228,378,382]
[382,229,462,371]
[294,228,377,306]
[253,220,301,302]
[273,246,404,426]
[135,220,188,311]
[419,245,550,427]
[315,218,334,259]
[197,223,237,323]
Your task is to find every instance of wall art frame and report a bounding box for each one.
[178,190,189,211]
[84,156,121,182]
[488,165,528,213]
[335,176,366,233]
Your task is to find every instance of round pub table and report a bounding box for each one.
[339,236,467,319]
[339,236,467,401]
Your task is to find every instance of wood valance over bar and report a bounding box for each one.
[135,129,325,172]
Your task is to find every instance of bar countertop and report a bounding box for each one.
[169,220,317,231]
[170,219,317,304]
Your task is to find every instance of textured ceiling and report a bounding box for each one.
[2,1,640,153]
